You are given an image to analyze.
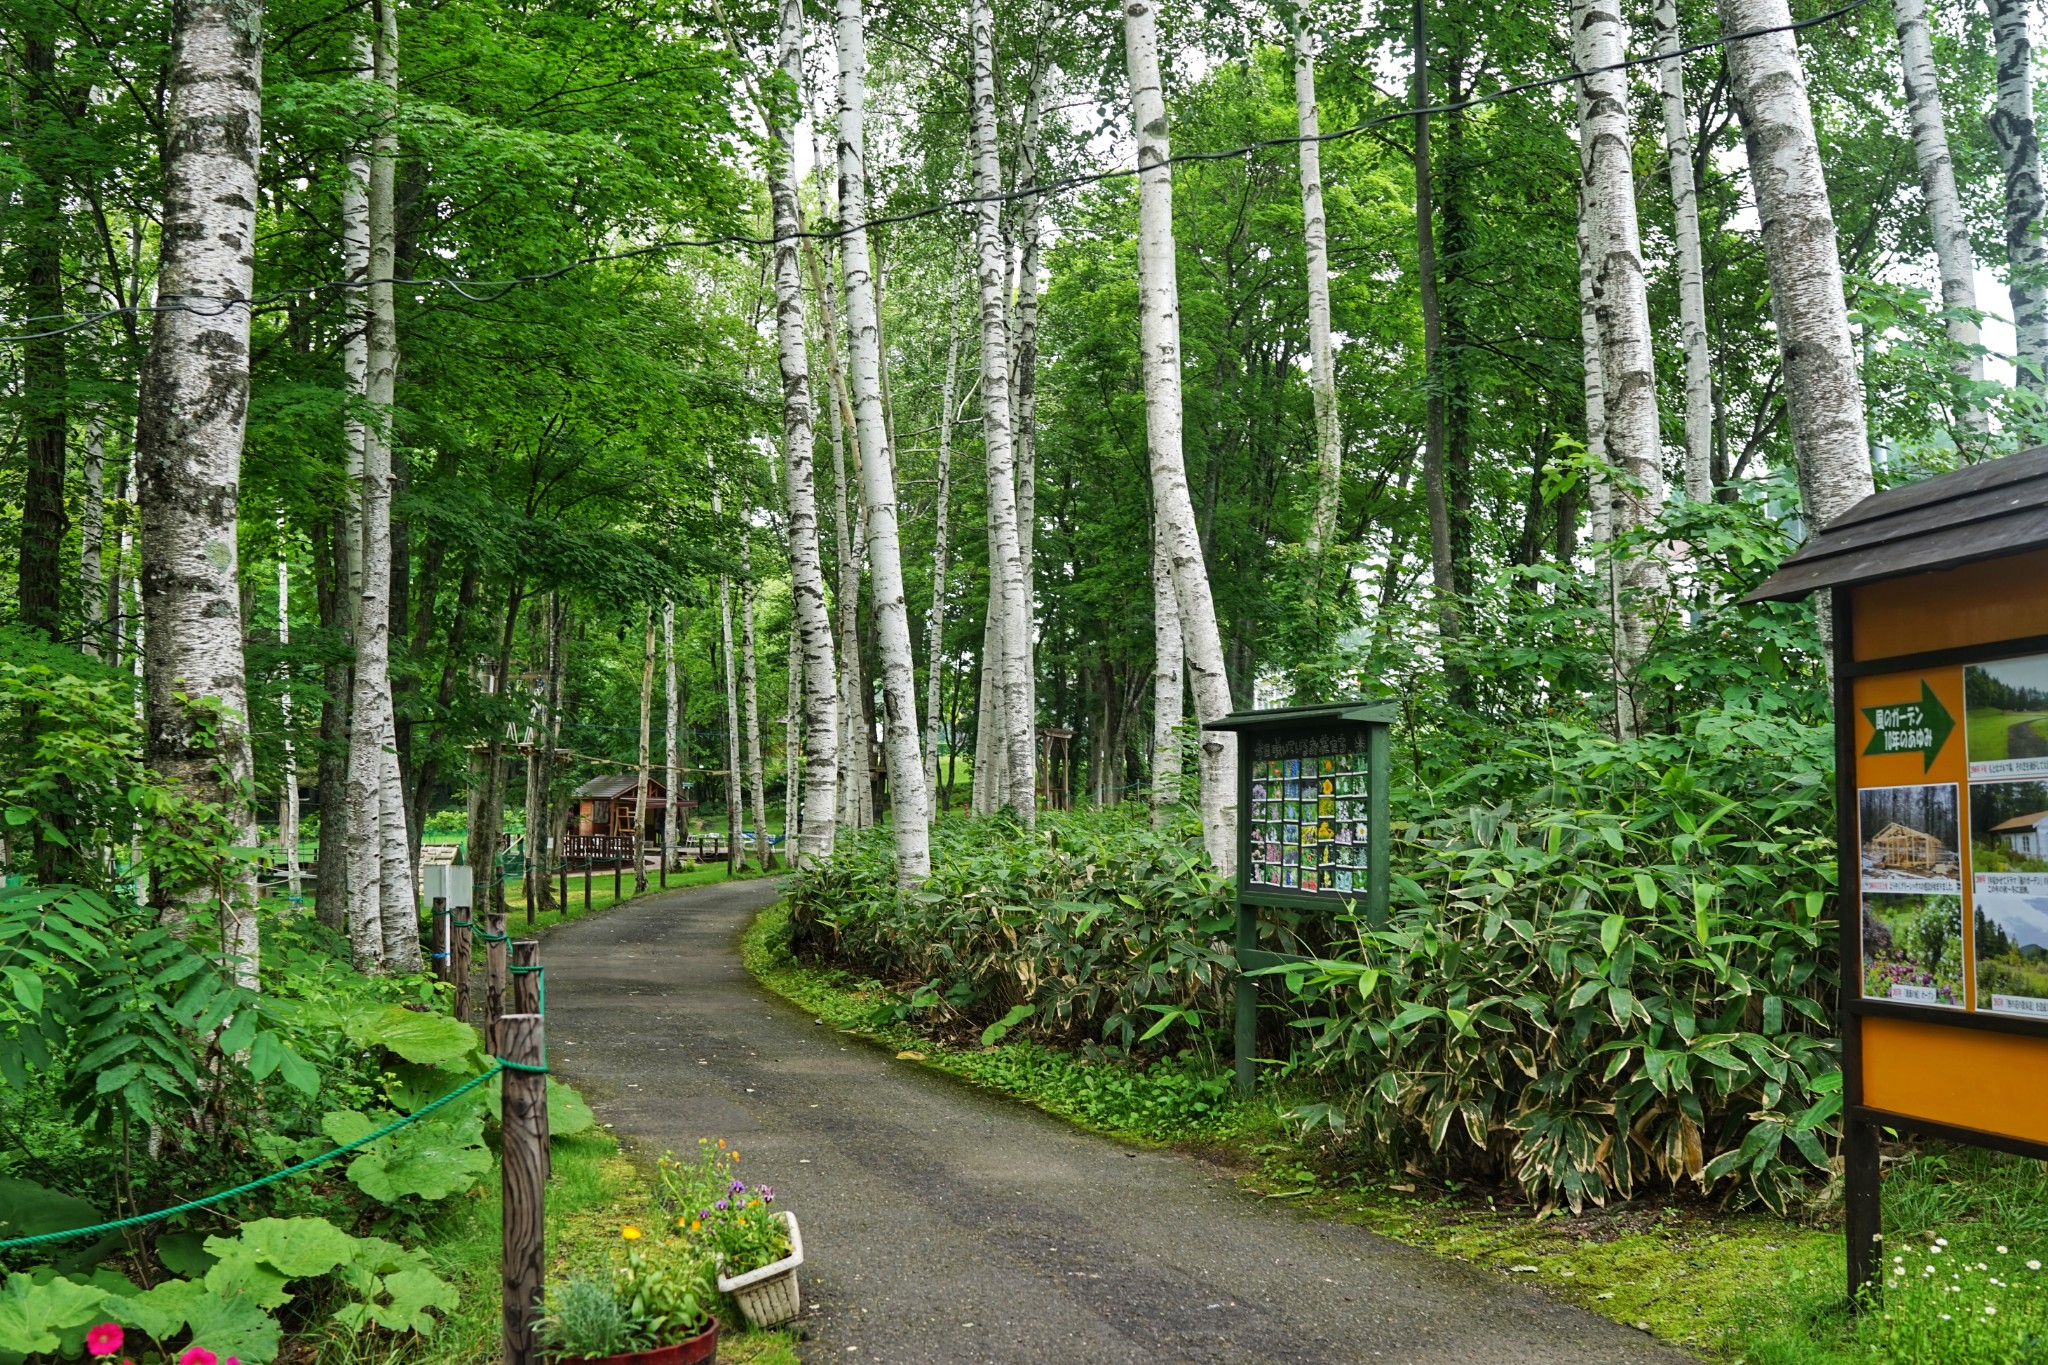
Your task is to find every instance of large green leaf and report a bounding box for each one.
[343,1004,479,1065]
[347,1118,494,1203]
[0,1177,99,1240]
[219,1217,358,1279]
[547,1079,595,1137]
[180,1290,281,1363]
[0,1273,106,1355]
[332,1266,461,1335]
[203,1247,292,1311]
[109,1276,205,1341]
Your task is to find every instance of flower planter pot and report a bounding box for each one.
[554,1317,718,1365]
[716,1210,804,1327]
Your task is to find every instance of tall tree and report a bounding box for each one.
[1891,0,1985,428]
[663,596,679,873]
[924,288,961,813]
[1992,0,2048,391]
[1124,0,1238,872]
[1576,0,1667,739]
[1654,0,1714,502]
[768,0,839,863]
[1292,0,1342,556]
[13,25,69,643]
[1150,514,1182,826]
[970,0,1038,821]
[1720,0,1875,530]
[837,0,932,878]
[1413,0,1460,671]
[634,607,655,894]
[741,546,774,870]
[135,0,267,981]
[1011,50,1048,771]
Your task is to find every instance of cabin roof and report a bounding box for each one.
[1992,811,2048,833]
[1746,446,2048,601]
[570,774,667,802]
[1871,821,1939,842]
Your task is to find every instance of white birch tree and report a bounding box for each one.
[664,596,680,871]
[1719,0,1876,529]
[78,413,107,660]
[837,0,931,879]
[1124,0,1237,872]
[1576,0,1667,740]
[135,0,266,983]
[633,607,654,894]
[741,540,773,870]
[1892,0,1985,426]
[1011,55,1047,766]
[924,287,961,813]
[1993,0,2048,391]
[276,524,301,902]
[970,0,1038,822]
[1654,0,1714,503]
[1150,513,1182,826]
[1292,0,1342,553]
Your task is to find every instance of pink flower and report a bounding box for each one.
[179,1349,217,1365]
[86,1323,123,1356]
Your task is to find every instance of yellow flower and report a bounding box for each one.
[621,1226,642,1241]
[749,1200,761,1208]
[690,1220,701,1232]
[716,1139,726,1149]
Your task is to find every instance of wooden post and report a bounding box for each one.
[559,858,568,918]
[613,856,621,902]
[452,913,473,1022]
[485,910,508,1055]
[511,939,540,1014]
[499,1013,547,1365]
[430,898,451,985]
[583,858,591,913]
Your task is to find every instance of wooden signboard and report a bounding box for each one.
[1204,701,1394,1092]
[1749,446,2048,1305]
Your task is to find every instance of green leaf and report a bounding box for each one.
[228,1218,359,1278]
[342,1004,480,1066]
[339,1266,461,1335]
[276,1046,320,1096]
[180,1288,282,1363]
[1632,872,1658,910]
[1599,914,1623,957]
[0,1272,106,1355]
[108,1276,204,1341]
[5,967,42,1015]
[202,1246,292,1311]
[0,1178,100,1241]
[546,1080,595,1137]
[980,1003,1037,1047]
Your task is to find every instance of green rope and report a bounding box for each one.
[0,1056,545,1252]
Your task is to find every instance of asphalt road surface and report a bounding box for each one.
[541,876,1696,1365]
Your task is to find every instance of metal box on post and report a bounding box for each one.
[1202,700,1395,1093]
[1748,445,2048,1307]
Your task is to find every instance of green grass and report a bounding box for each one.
[504,860,774,936]
[742,899,2048,1364]
[1964,708,2048,762]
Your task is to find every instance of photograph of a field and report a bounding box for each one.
[1862,893,1965,1005]
[1967,656,2048,764]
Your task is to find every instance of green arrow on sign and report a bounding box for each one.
[1861,680,1955,772]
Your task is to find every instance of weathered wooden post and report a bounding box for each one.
[452,916,473,1022]
[485,910,509,1055]
[499,1012,547,1365]
[430,897,451,985]
[559,857,568,919]
[583,857,592,913]
[613,854,622,902]
[511,939,540,1014]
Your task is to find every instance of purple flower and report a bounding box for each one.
[729,1179,746,1194]
[715,1200,729,1212]
[759,1185,775,1203]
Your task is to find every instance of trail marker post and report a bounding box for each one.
[1202,701,1394,1094]
[485,911,509,1054]
[429,897,450,985]
[1748,445,2048,1308]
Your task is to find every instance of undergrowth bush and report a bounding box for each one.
[787,700,1842,1216]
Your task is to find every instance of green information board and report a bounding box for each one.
[1204,701,1395,1092]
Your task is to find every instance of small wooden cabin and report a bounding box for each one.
[1994,811,2048,858]
[570,774,684,839]
[1868,821,1944,871]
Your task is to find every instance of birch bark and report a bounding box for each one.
[1892,0,1986,424]
[838,0,931,880]
[663,597,679,871]
[1150,511,1182,826]
[1293,0,1342,554]
[1992,0,2048,391]
[1576,0,1667,740]
[277,525,301,902]
[924,289,960,813]
[768,0,839,863]
[1719,0,1875,529]
[79,414,107,660]
[1124,0,1237,872]
[742,550,774,870]
[970,0,1038,823]
[135,0,264,982]
[718,576,743,874]
[1654,0,1714,503]
[1413,3,1460,653]
[634,608,654,893]
[1012,57,1046,766]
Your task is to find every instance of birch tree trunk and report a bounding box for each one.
[923,292,960,814]
[1124,0,1237,873]
[1655,0,1714,503]
[1150,511,1183,826]
[135,0,265,982]
[1576,0,1668,741]
[1012,58,1046,768]
[79,414,107,660]
[1413,2,1461,663]
[538,592,565,911]
[341,33,370,632]
[1993,0,2048,391]
[1893,0,1986,425]
[1720,0,1875,529]
[634,607,654,894]
[277,524,302,901]
[784,604,802,847]
[769,0,839,863]
[1293,0,1342,554]
[970,0,1038,823]
[837,0,931,880]
[741,551,774,870]
[718,576,743,874]
[664,596,680,871]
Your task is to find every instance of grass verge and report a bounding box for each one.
[743,899,2048,1364]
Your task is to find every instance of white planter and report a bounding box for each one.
[716,1210,804,1327]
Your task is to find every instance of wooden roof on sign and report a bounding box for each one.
[1747,445,2048,601]
[1203,700,1399,731]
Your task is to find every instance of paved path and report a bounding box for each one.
[542,877,1695,1365]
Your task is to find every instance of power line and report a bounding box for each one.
[0,0,1879,346]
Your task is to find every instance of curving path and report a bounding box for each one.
[541,877,1695,1365]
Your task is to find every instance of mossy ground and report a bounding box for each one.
[742,900,2048,1364]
